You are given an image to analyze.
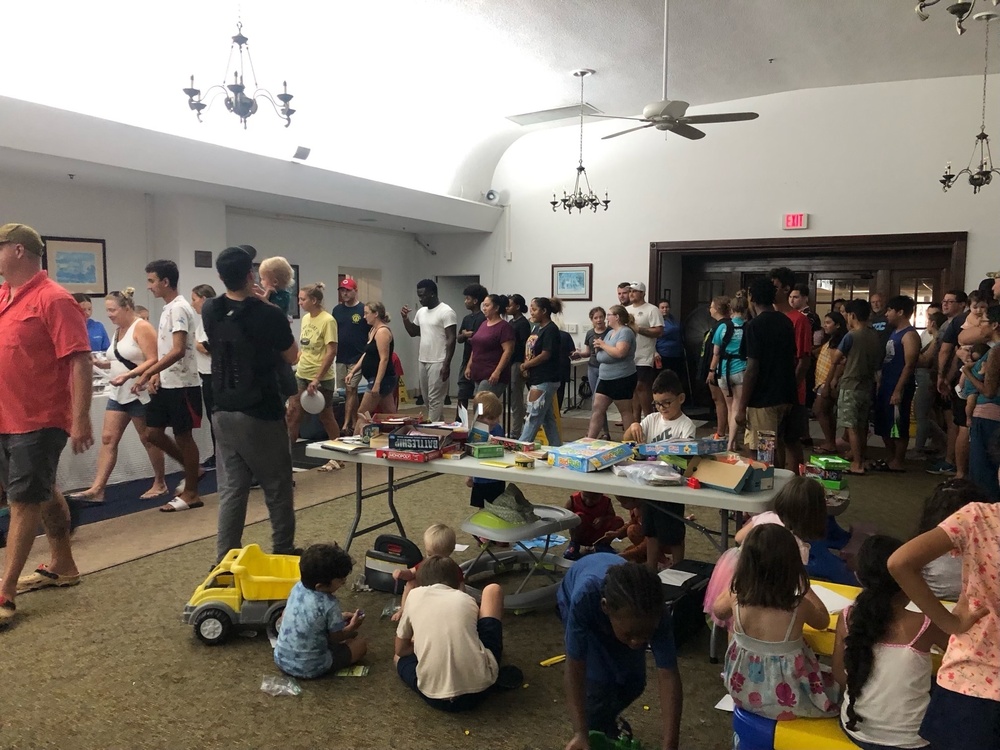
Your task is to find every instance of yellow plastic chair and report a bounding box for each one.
[773,717,855,750]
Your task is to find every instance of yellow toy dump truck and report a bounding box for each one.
[182,544,300,645]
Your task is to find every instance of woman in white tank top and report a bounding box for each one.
[66,289,167,502]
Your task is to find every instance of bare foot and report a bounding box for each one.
[390,610,402,622]
[140,484,169,500]
[67,489,105,503]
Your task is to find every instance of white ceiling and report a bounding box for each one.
[2,1,999,213]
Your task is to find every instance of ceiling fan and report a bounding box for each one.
[592,0,759,141]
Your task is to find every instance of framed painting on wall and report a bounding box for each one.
[253,261,301,319]
[551,263,593,301]
[41,237,108,296]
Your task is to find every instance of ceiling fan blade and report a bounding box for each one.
[668,123,706,140]
[681,112,759,124]
[602,123,656,140]
[642,99,689,121]
[588,114,649,122]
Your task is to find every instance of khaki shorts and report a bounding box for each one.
[745,404,792,449]
[335,362,363,390]
[837,388,872,429]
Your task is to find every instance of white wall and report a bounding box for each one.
[421,74,1000,345]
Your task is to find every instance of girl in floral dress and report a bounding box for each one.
[712,524,840,720]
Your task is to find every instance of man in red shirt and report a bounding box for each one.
[771,267,813,469]
[0,223,94,627]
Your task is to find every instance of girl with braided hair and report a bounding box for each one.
[557,554,682,750]
[833,536,947,749]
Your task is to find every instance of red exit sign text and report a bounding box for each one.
[783,213,809,230]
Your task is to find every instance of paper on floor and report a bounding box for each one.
[658,568,697,586]
[715,694,735,712]
[454,543,469,552]
[812,582,857,613]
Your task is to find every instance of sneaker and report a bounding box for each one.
[0,596,15,626]
[495,664,524,690]
[201,455,216,469]
[563,543,582,561]
[615,715,634,741]
[17,565,81,593]
[926,460,957,476]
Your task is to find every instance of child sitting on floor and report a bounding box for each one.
[562,490,624,561]
[832,535,948,750]
[621,370,695,571]
[713,524,840,720]
[273,543,367,679]
[390,523,461,622]
[557,553,682,749]
[465,392,506,508]
[889,500,998,750]
[394,556,522,712]
[915,478,982,601]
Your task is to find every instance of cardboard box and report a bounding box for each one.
[375,448,443,463]
[387,426,454,451]
[465,442,505,458]
[372,413,423,425]
[801,463,845,483]
[809,455,850,471]
[661,437,728,456]
[488,435,537,452]
[546,438,633,473]
[659,454,705,474]
[688,458,774,493]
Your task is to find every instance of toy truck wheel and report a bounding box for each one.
[193,608,233,645]
[266,605,285,640]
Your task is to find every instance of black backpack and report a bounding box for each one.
[717,318,746,380]
[207,297,265,412]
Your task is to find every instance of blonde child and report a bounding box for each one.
[832,535,948,749]
[713,524,840,720]
[256,256,294,320]
[273,543,367,679]
[465,392,506,508]
[889,501,998,750]
[390,523,461,622]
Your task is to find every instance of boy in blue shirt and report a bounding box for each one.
[274,543,367,679]
[557,553,683,750]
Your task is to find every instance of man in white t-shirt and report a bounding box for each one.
[627,281,664,419]
[134,259,203,512]
[401,278,457,422]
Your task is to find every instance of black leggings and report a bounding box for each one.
[200,374,216,454]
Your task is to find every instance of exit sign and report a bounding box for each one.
[783,213,809,230]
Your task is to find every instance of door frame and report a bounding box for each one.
[650,231,967,316]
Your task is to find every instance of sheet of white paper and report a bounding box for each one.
[453,544,470,552]
[457,405,469,429]
[906,599,956,613]
[812,583,857,613]
[658,568,697,586]
[714,694,735,712]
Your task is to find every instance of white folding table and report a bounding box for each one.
[303,442,791,553]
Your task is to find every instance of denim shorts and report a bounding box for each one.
[106,398,147,418]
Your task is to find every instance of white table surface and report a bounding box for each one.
[305,442,787,513]
[57,394,215,490]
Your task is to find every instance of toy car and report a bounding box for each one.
[182,544,300,646]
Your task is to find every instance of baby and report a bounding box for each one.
[390,523,462,622]
[273,543,367,679]
[256,256,295,320]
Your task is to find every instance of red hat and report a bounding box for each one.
[339,277,358,291]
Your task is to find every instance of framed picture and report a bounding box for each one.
[551,263,593,301]
[41,236,108,296]
[253,261,301,319]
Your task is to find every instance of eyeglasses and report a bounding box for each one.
[653,399,677,410]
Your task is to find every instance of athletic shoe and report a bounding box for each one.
[563,543,582,561]
[0,596,15,626]
[495,664,524,690]
[616,716,634,741]
[926,460,957,476]
[201,455,216,469]
[17,565,81,593]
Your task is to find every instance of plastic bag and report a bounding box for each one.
[260,674,301,696]
[381,598,401,619]
[612,461,683,486]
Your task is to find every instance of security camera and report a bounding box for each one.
[483,189,501,206]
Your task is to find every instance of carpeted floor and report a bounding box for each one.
[1,410,946,750]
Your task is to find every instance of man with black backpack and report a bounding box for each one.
[203,246,300,564]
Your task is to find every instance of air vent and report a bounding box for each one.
[506,102,602,127]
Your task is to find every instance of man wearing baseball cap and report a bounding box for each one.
[626,281,664,419]
[0,223,94,626]
[333,277,370,434]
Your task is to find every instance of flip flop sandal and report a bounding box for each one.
[65,492,103,504]
[160,496,205,512]
[318,460,345,472]
[139,488,170,500]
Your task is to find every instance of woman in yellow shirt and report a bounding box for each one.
[287,282,343,470]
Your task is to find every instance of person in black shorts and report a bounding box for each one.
[456,284,488,416]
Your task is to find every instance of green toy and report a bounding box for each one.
[588,731,645,750]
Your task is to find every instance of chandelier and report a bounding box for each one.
[551,69,610,214]
[183,20,295,128]
[916,0,1000,34]
[940,13,1000,192]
